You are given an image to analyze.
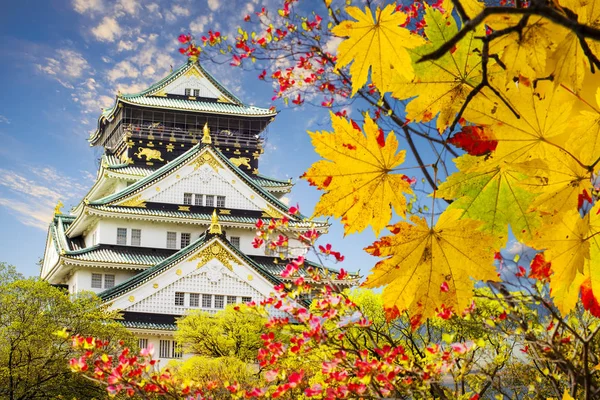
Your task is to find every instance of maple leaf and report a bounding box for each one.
[332,4,424,96]
[436,155,542,243]
[447,125,497,156]
[302,112,412,236]
[565,87,600,167]
[526,153,591,217]
[548,0,600,91]
[486,15,556,80]
[465,80,575,165]
[530,209,600,314]
[581,277,600,317]
[362,209,499,325]
[391,5,494,131]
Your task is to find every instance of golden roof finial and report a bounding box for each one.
[201,122,212,144]
[54,200,64,215]
[209,209,222,234]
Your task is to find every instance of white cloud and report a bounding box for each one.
[73,0,103,14]
[117,0,139,15]
[323,36,342,55]
[207,0,220,11]
[279,196,290,206]
[0,115,10,124]
[190,15,212,33]
[0,167,89,230]
[146,2,160,14]
[172,4,190,16]
[117,40,136,52]
[72,92,114,113]
[35,49,91,89]
[91,17,122,42]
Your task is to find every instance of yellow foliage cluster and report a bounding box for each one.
[302,0,600,323]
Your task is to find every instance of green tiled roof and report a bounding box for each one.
[118,96,275,116]
[88,205,319,228]
[120,320,176,331]
[100,233,283,302]
[121,60,244,106]
[64,245,174,266]
[253,174,292,188]
[90,60,275,144]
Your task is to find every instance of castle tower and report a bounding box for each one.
[40,59,348,364]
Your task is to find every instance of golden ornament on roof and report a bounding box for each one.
[201,122,212,144]
[209,209,222,234]
[54,201,64,215]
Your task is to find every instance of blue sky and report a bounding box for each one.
[0,0,379,277]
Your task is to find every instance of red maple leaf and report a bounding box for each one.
[529,253,552,282]
[581,278,600,317]
[448,126,498,156]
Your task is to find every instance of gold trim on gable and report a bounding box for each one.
[187,241,238,271]
[191,151,221,171]
[184,67,204,79]
[262,205,284,219]
[118,194,147,208]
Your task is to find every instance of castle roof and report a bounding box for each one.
[90,60,276,146]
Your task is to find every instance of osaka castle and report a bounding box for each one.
[40,58,348,363]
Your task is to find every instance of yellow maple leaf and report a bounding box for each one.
[391,5,498,132]
[301,112,412,236]
[465,80,575,164]
[485,15,556,81]
[531,210,599,314]
[566,87,600,166]
[548,0,600,91]
[332,4,424,96]
[362,209,499,325]
[526,152,591,217]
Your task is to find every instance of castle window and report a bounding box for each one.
[202,294,212,308]
[104,274,115,289]
[138,338,148,350]
[217,196,226,208]
[131,229,141,246]
[214,295,225,309]
[193,89,200,97]
[183,193,193,205]
[175,292,185,306]
[242,296,252,304]
[159,340,182,359]
[194,194,203,206]
[167,232,177,249]
[184,88,191,96]
[181,233,191,248]
[190,293,200,307]
[117,228,127,245]
[91,273,103,289]
[227,296,237,305]
[230,236,240,249]
[205,195,214,207]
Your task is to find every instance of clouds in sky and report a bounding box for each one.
[0,167,89,229]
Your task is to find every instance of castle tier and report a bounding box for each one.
[41,59,353,364]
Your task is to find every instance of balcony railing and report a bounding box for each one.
[105,121,263,151]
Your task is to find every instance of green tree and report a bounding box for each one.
[175,305,266,361]
[0,276,132,400]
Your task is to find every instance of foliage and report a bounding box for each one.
[175,305,266,361]
[0,276,133,399]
